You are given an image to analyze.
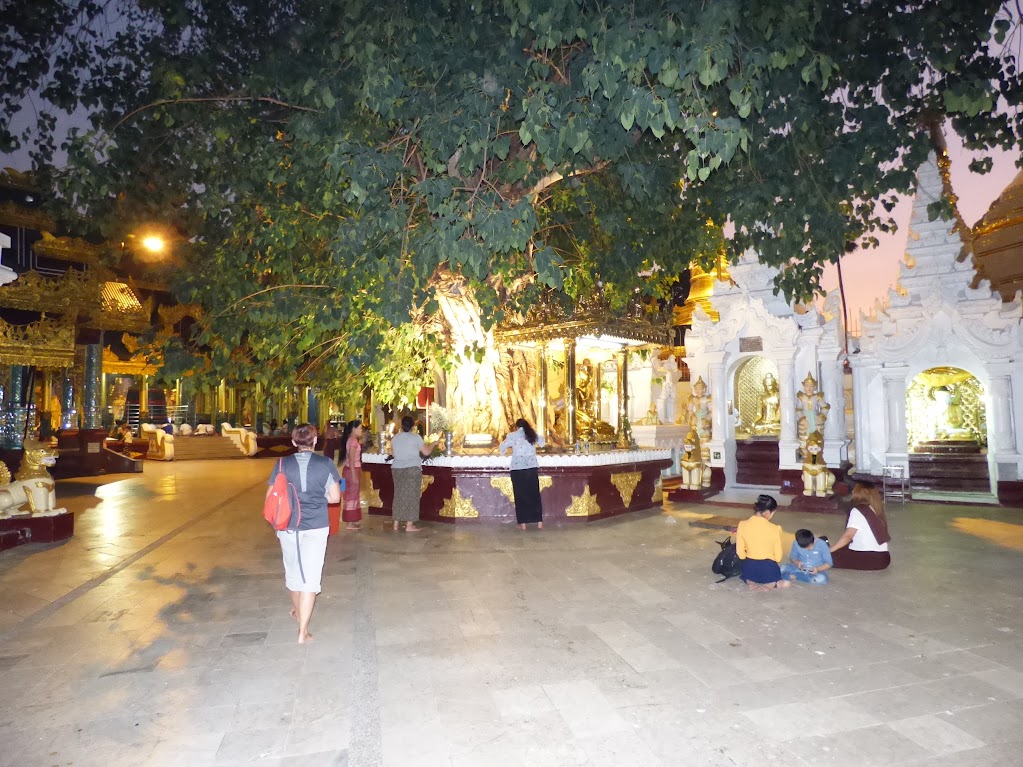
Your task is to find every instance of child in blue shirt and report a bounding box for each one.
[780,529,833,584]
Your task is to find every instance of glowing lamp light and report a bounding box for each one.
[141,235,166,253]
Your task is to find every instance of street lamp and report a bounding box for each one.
[141,235,166,254]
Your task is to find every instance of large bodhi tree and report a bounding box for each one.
[3,0,1020,409]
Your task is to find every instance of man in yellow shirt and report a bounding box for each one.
[735,495,791,592]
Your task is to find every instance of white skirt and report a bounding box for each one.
[277,527,329,593]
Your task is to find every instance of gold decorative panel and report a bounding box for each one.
[490,477,514,503]
[566,486,601,517]
[362,470,382,507]
[439,487,478,518]
[651,477,663,504]
[491,475,552,503]
[611,471,642,507]
[734,355,780,438]
[421,475,435,494]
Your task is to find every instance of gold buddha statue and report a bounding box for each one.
[752,372,781,436]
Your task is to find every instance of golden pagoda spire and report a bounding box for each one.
[674,237,732,326]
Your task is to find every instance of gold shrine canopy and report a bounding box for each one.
[972,168,1023,301]
[493,287,672,348]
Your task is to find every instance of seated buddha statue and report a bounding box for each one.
[752,372,782,436]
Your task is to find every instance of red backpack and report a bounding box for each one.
[263,458,301,531]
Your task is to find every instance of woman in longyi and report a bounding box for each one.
[339,419,364,530]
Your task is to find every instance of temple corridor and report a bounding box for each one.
[1,459,1021,766]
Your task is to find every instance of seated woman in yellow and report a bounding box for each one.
[735,494,791,592]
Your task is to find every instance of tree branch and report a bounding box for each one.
[109,96,317,133]
[526,161,610,202]
[213,284,330,319]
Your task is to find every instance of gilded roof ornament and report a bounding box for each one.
[33,232,103,265]
[0,314,76,368]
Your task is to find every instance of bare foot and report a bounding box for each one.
[298,633,314,644]
[747,582,768,592]
[518,523,526,530]
[345,524,360,530]
[537,521,543,529]
[405,524,421,532]
[775,580,792,589]
[289,608,298,621]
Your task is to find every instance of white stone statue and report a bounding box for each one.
[652,352,678,424]
[679,430,712,490]
[0,233,17,285]
[141,423,175,461]
[0,441,66,517]
[801,431,835,497]
[683,376,712,459]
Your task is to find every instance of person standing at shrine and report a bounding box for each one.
[339,419,364,530]
[499,418,545,530]
[323,421,341,462]
[390,415,435,532]
[267,424,341,643]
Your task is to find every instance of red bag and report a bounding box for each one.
[264,458,301,531]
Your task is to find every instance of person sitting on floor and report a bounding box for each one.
[829,481,891,571]
[781,528,833,584]
[735,494,791,592]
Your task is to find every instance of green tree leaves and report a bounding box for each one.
[3,0,1019,396]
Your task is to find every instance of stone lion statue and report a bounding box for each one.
[0,440,66,518]
[679,429,712,490]
[801,430,835,498]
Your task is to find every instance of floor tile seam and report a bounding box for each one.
[347,537,382,767]
[0,481,267,644]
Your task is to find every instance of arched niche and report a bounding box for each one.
[906,366,987,452]
[733,355,780,439]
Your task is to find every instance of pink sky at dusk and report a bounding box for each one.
[821,136,1021,331]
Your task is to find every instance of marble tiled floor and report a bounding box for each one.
[1,460,1022,767]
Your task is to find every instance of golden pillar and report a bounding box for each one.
[537,343,548,439]
[566,339,577,445]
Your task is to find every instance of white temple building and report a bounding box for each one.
[663,151,1023,506]
[681,255,847,496]
[850,153,1023,504]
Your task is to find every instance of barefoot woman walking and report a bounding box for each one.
[268,424,342,643]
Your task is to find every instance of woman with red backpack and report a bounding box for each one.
[266,424,342,643]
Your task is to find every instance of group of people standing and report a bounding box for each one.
[735,482,891,592]
[266,417,547,642]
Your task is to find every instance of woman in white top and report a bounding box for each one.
[830,481,891,570]
[499,418,545,529]
[389,415,435,532]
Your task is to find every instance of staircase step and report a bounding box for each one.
[909,452,989,493]
[736,440,781,485]
[159,436,247,460]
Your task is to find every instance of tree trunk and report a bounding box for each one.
[434,278,540,440]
